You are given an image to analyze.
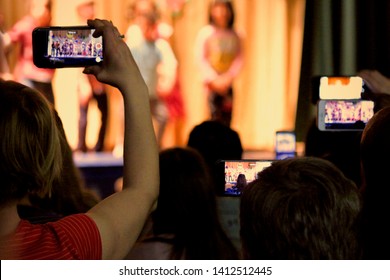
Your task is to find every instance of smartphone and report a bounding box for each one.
[317,99,374,131]
[215,159,274,196]
[275,130,296,159]
[312,76,365,103]
[33,26,103,68]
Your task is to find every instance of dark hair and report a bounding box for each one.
[188,121,243,163]
[360,107,390,189]
[359,107,390,259]
[27,111,100,217]
[187,120,243,194]
[0,80,62,206]
[152,147,238,259]
[304,118,362,187]
[240,157,362,259]
[208,0,235,29]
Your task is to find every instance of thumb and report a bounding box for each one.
[83,65,101,76]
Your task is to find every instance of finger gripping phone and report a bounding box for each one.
[33,26,103,68]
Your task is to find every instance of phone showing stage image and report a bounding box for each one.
[215,159,274,196]
[317,99,374,131]
[275,130,296,160]
[33,26,103,68]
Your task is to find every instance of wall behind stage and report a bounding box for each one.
[1,0,305,152]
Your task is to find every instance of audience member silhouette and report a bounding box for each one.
[0,19,159,260]
[304,118,362,187]
[187,120,243,194]
[359,106,390,259]
[187,120,243,250]
[240,157,362,259]
[126,147,239,260]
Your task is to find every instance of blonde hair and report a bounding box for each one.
[0,80,62,206]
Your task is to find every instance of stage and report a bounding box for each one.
[74,152,123,199]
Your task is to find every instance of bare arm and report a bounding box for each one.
[84,19,159,260]
[358,69,390,95]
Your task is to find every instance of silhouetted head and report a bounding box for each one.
[240,157,362,259]
[188,120,243,194]
[188,120,243,166]
[360,106,390,192]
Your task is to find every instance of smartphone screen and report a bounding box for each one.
[317,99,374,131]
[33,26,103,68]
[275,131,296,159]
[216,160,274,196]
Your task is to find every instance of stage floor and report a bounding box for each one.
[73,149,278,168]
[74,150,278,169]
[74,151,123,168]
[74,152,123,199]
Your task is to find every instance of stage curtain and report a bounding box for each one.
[295,0,358,141]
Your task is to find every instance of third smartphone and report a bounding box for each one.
[215,159,274,196]
[317,99,374,131]
[275,130,296,159]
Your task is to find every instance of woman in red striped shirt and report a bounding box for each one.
[0,19,159,260]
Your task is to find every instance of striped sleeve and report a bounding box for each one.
[0,214,102,260]
[49,214,102,259]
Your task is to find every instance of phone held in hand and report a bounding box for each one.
[317,99,374,131]
[215,159,274,197]
[33,26,103,68]
[275,130,296,160]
